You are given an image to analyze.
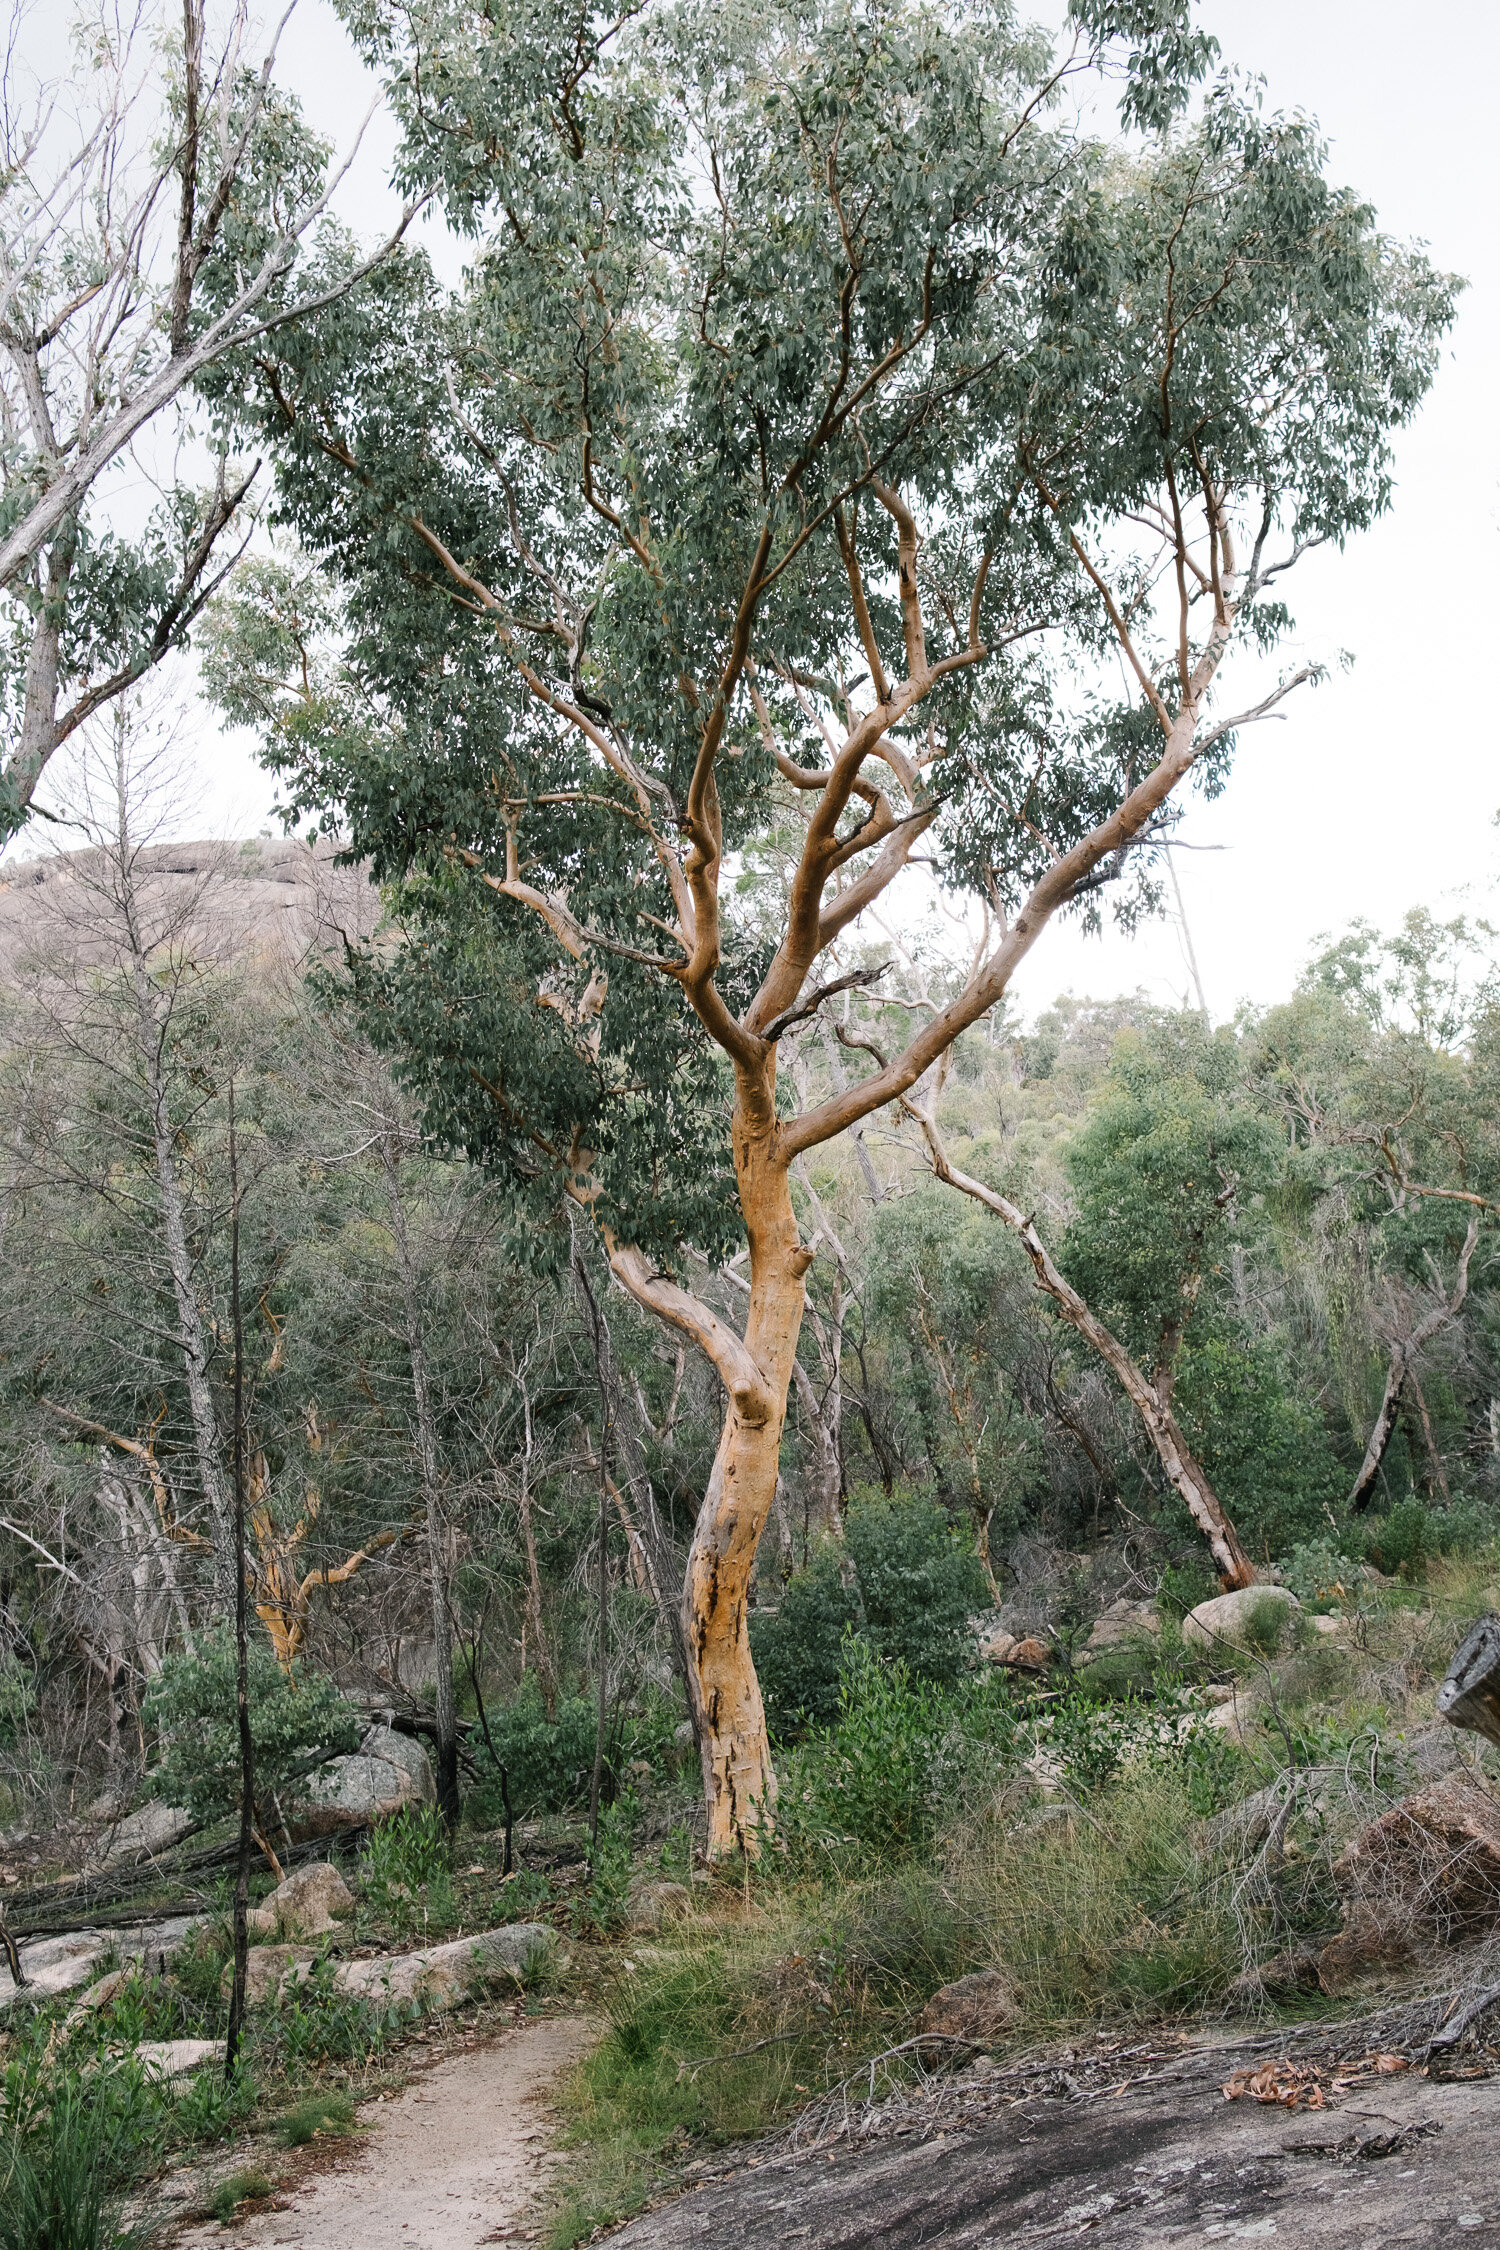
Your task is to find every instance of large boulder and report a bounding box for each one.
[627,1880,691,1934]
[1333,1770,1500,1946]
[221,1943,321,2005]
[1083,1598,1162,1656]
[134,2039,220,2081]
[89,1799,194,1869]
[3,1931,113,2009]
[3,1914,198,2013]
[246,1861,354,1940]
[294,1725,436,1836]
[918,1969,1018,2045]
[1182,1585,1301,1653]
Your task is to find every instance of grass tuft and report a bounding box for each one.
[276,2092,357,2147]
[208,2167,273,2223]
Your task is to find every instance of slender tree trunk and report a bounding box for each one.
[119,872,233,1598]
[512,1384,557,1720]
[1407,1369,1452,1504]
[225,1083,254,2079]
[572,1242,616,1849]
[381,1136,458,1824]
[9,526,72,814]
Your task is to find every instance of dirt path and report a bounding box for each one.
[175,2015,597,2250]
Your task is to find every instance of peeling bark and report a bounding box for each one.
[606,1119,810,1858]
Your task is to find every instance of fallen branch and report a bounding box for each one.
[1427,1981,1500,2058]
[676,2028,811,2078]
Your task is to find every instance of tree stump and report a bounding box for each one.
[1437,1615,1500,1749]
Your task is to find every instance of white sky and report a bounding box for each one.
[18,1,1499,1024]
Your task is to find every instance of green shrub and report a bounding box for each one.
[267,1955,402,2067]
[173,2062,257,2148]
[1282,1539,1364,1607]
[144,1634,359,1851]
[750,1548,861,1732]
[944,1763,1249,2028]
[1174,1336,1345,1557]
[0,1651,35,1749]
[574,1794,637,1940]
[468,1678,599,1818]
[777,1639,1020,1861]
[1367,1498,1433,1577]
[751,1491,989,1738]
[847,1493,989,1681]
[361,1804,455,1936]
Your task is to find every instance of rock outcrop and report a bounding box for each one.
[1182,1585,1301,1652]
[1,1914,199,2011]
[1083,1598,1162,1656]
[295,1725,436,1835]
[88,1799,194,1869]
[1333,1770,1500,1945]
[228,1920,555,2010]
[627,1880,692,1933]
[917,1969,1018,2044]
[246,1860,354,1939]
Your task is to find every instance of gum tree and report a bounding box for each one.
[209,0,1455,1852]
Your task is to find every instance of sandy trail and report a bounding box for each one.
[176,2015,596,2250]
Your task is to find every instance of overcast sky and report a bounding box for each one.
[21,0,1498,1026]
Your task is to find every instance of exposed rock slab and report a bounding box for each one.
[86,1800,194,1869]
[228,1921,555,2010]
[1083,1598,1162,1655]
[331,1922,555,2010]
[224,1943,322,2005]
[135,2038,220,2080]
[0,1913,198,2011]
[605,2033,1500,2250]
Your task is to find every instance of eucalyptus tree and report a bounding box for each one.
[208,0,1455,1851]
[0,0,420,834]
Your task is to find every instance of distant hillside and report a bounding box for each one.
[0,836,381,992]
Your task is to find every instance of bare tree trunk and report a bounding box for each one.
[572,1240,616,1849]
[607,1127,810,1859]
[1407,1369,1452,1504]
[904,1099,1255,1590]
[226,1079,254,2080]
[11,530,74,808]
[911,1280,998,1594]
[1349,1215,1480,1513]
[381,1134,458,1825]
[512,1379,558,1721]
[108,777,233,1601]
